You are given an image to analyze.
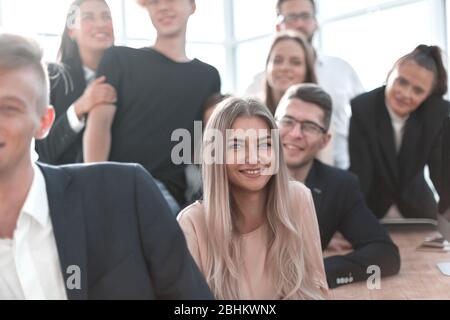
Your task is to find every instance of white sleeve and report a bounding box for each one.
[66,104,86,133]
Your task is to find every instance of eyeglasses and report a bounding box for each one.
[277,116,326,136]
[278,12,314,24]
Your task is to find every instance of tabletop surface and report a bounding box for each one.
[328,225,450,300]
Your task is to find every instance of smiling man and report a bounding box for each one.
[0,33,213,300]
[275,83,400,288]
[83,0,221,214]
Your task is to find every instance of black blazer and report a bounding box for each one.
[349,86,450,219]
[38,162,213,300]
[440,117,450,213]
[305,160,400,288]
[36,57,87,165]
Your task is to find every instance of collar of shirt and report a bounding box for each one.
[18,163,49,229]
[83,66,96,84]
[385,101,409,127]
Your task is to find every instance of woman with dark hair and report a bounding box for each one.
[36,0,116,164]
[349,45,450,220]
[262,30,317,114]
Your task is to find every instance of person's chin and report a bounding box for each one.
[286,157,308,170]
[237,176,270,192]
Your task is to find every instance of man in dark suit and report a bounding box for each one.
[0,33,212,300]
[275,83,400,288]
[349,45,450,220]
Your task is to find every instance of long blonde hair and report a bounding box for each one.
[202,97,324,300]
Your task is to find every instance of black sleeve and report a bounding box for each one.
[324,174,401,289]
[96,47,122,108]
[428,103,450,197]
[35,113,81,164]
[348,104,373,197]
[439,117,450,212]
[35,65,81,164]
[133,165,214,300]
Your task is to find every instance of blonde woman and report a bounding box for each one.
[177,97,328,300]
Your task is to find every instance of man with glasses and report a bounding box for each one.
[275,83,400,288]
[247,0,364,169]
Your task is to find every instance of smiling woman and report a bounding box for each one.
[178,97,329,300]
[34,0,117,165]
[349,45,450,221]
[263,30,317,114]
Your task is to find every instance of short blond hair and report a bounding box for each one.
[0,33,49,113]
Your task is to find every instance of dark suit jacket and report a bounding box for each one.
[305,160,400,288]
[38,162,213,300]
[36,57,87,164]
[349,86,450,219]
[440,117,450,213]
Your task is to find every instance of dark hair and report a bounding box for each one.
[393,44,448,97]
[276,0,316,16]
[202,93,231,117]
[264,30,317,114]
[57,0,110,63]
[0,33,49,113]
[282,83,332,130]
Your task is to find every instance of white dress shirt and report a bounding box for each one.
[245,53,364,169]
[66,66,96,133]
[0,163,67,300]
[383,104,409,220]
[386,103,409,153]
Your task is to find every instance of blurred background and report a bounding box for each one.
[0,0,448,94]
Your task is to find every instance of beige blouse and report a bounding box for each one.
[177,181,329,300]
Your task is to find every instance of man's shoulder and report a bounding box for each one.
[314,160,359,187]
[105,45,142,55]
[190,58,220,77]
[38,162,147,186]
[101,46,150,64]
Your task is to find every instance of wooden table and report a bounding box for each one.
[329,225,450,299]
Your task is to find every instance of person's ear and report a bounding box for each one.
[35,106,55,140]
[319,132,331,150]
[190,0,196,14]
[276,23,282,32]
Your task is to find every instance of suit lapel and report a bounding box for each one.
[376,99,400,184]
[398,110,423,186]
[305,161,323,217]
[38,164,88,300]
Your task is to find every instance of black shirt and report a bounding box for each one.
[97,46,221,205]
